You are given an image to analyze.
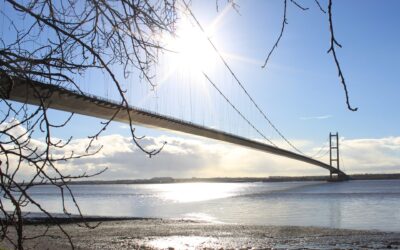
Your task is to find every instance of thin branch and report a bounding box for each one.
[327,0,358,111]
[290,0,309,11]
[261,0,287,69]
[314,0,326,13]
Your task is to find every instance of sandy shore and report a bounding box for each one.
[1,218,400,249]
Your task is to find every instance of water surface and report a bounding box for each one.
[15,180,400,232]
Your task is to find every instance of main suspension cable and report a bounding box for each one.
[182,0,304,155]
[203,72,277,147]
[310,139,330,159]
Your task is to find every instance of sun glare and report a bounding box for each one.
[148,183,240,203]
[166,18,217,71]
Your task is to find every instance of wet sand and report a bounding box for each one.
[2,218,400,249]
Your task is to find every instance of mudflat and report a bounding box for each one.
[2,219,400,249]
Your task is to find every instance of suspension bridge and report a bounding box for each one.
[0,77,348,180]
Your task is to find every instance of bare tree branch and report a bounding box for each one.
[290,0,309,11]
[0,1,178,248]
[261,0,288,69]
[327,0,358,111]
[314,0,326,13]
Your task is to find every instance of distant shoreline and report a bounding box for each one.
[61,173,400,185]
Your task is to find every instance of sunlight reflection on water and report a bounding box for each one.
[144,182,243,203]
[146,236,218,249]
[182,212,220,223]
[7,180,400,232]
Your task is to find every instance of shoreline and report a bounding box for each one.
[2,218,400,249]
[14,215,400,233]
[66,174,400,185]
[18,174,400,186]
[11,214,400,232]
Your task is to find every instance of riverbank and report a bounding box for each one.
[59,173,400,185]
[2,218,400,249]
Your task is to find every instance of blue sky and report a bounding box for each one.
[202,0,400,141]
[2,0,400,179]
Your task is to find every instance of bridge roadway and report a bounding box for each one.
[0,77,346,176]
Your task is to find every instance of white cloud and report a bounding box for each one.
[339,137,400,173]
[2,121,400,181]
[300,115,332,120]
[48,134,328,179]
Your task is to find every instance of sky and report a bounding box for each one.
[2,0,400,180]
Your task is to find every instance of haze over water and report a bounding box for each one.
[22,180,400,232]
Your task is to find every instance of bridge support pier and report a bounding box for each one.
[329,171,349,182]
[328,132,348,182]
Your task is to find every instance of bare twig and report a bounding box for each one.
[290,0,309,11]
[261,0,287,69]
[327,0,358,111]
[314,0,326,13]
[0,1,178,249]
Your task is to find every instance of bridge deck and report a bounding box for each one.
[0,77,345,175]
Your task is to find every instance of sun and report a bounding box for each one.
[165,18,217,72]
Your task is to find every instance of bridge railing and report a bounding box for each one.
[1,76,347,176]
[19,79,268,148]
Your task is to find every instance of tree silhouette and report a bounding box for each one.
[0,0,176,248]
[0,0,356,249]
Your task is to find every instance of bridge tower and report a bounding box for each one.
[329,132,340,180]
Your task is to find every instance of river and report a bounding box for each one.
[18,179,400,232]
